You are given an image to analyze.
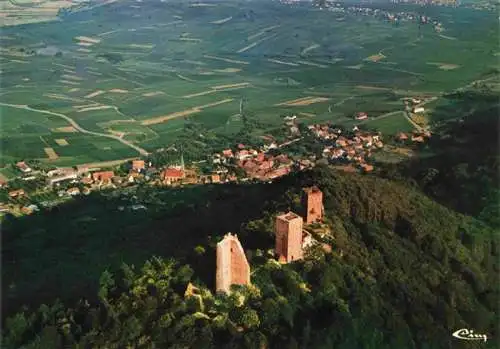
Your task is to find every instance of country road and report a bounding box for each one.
[0,102,150,156]
[403,111,424,132]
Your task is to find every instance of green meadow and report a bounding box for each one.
[0,0,497,166]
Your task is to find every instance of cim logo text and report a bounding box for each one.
[452,328,488,342]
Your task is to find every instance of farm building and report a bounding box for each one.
[132,160,146,172]
[355,112,368,120]
[16,162,32,173]
[9,189,25,198]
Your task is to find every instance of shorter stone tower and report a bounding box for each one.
[275,212,304,263]
[302,186,323,224]
[216,233,250,294]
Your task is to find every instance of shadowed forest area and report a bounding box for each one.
[380,90,499,226]
[3,135,499,347]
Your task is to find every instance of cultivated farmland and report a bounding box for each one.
[0,0,497,166]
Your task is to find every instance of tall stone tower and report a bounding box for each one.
[275,212,304,263]
[302,186,323,224]
[216,233,250,294]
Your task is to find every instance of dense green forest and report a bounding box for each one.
[3,159,499,348]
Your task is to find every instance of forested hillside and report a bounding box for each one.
[381,91,499,226]
[3,164,499,349]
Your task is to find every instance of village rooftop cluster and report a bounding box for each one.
[0,112,431,218]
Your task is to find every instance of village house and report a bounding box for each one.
[222,149,234,159]
[211,174,221,183]
[412,106,425,114]
[236,150,251,161]
[127,171,141,183]
[46,169,62,177]
[47,171,78,186]
[16,161,32,173]
[267,166,290,180]
[331,149,345,159]
[132,160,145,172]
[213,166,229,174]
[336,137,348,147]
[92,171,115,183]
[9,189,25,198]
[355,112,368,120]
[66,187,80,196]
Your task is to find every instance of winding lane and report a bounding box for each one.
[0,102,150,156]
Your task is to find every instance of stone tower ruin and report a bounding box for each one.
[302,186,323,224]
[215,233,250,294]
[275,212,304,263]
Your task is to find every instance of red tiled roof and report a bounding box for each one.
[132,160,145,170]
[92,171,114,181]
[163,168,184,178]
